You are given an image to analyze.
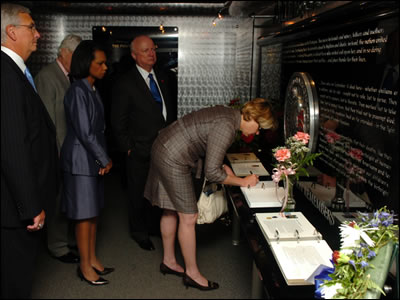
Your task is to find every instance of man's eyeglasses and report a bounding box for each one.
[14,24,37,32]
[140,46,158,54]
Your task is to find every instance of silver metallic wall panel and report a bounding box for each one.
[28,14,252,117]
[234,18,253,103]
[259,43,282,102]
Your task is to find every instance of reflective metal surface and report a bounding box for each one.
[28,14,252,117]
[284,72,319,152]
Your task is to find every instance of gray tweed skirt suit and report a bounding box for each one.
[144,106,241,213]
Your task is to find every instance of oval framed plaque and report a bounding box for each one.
[284,72,319,152]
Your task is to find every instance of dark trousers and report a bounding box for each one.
[1,227,41,299]
[126,156,161,241]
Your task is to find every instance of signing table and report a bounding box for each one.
[225,182,342,299]
[224,153,342,298]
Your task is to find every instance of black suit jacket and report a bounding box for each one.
[1,51,59,228]
[111,65,177,160]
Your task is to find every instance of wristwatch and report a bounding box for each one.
[284,72,319,152]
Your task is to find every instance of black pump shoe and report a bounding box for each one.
[77,267,109,285]
[160,262,184,277]
[93,267,115,276]
[182,273,219,291]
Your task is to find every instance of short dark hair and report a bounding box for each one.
[70,40,105,79]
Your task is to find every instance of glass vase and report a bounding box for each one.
[284,177,296,212]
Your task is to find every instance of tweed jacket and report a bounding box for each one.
[156,105,241,183]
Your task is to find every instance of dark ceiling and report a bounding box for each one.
[13,1,360,34]
[16,1,229,16]
[14,1,278,17]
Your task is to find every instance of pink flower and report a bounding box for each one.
[294,131,310,144]
[348,148,363,161]
[275,148,291,162]
[325,131,340,144]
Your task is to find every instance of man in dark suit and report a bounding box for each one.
[1,3,59,298]
[111,35,177,251]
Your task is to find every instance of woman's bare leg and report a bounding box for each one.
[75,218,99,281]
[161,209,184,272]
[177,212,208,286]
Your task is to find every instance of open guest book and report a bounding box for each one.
[255,212,333,286]
[226,152,269,177]
[226,152,260,163]
[240,181,284,208]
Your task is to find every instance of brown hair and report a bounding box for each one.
[241,98,278,130]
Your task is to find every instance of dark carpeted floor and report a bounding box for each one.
[31,170,254,299]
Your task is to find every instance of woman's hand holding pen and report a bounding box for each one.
[221,164,259,187]
[243,173,259,188]
[99,160,113,175]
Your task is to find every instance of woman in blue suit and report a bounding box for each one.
[61,40,113,285]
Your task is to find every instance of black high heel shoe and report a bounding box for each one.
[77,267,109,285]
[182,273,219,291]
[160,262,184,277]
[93,267,115,276]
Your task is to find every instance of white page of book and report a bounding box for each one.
[270,239,333,285]
[226,152,260,163]
[255,212,319,243]
[230,162,269,176]
[240,181,284,208]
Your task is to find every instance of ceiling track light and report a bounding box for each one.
[211,5,228,26]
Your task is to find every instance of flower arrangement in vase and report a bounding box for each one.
[272,131,321,211]
[315,206,398,299]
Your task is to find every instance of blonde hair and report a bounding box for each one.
[241,98,278,130]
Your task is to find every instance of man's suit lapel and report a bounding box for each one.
[155,70,169,103]
[131,67,152,97]
[2,53,57,135]
[154,68,176,124]
[131,67,165,121]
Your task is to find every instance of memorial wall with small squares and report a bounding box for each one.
[27,13,254,118]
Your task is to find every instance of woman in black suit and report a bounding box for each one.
[61,40,113,285]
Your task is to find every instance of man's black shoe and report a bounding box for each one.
[54,252,80,263]
[136,238,155,251]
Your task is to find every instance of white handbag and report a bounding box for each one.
[197,179,228,224]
